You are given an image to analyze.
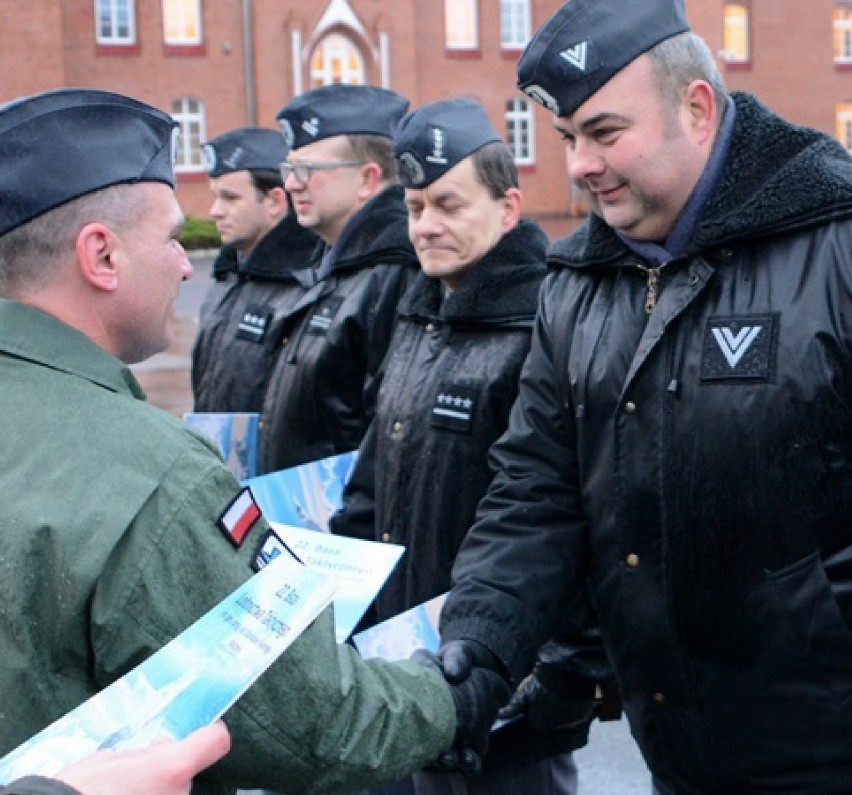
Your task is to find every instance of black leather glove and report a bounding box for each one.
[497,666,598,732]
[411,643,512,776]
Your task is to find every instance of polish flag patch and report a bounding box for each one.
[218,487,262,548]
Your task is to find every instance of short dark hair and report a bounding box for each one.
[249,169,284,197]
[471,141,519,199]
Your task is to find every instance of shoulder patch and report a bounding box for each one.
[252,528,304,573]
[218,487,262,548]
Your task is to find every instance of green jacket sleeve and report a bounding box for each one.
[89,448,455,795]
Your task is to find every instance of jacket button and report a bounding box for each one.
[282,336,289,346]
[393,421,403,433]
[653,692,667,704]
[382,532,392,543]
[624,401,637,414]
[426,322,435,333]
[626,553,640,568]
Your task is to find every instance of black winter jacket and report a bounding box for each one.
[191,213,317,412]
[258,186,419,473]
[332,219,615,768]
[442,92,852,793]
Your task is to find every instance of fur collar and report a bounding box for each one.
[323,185,418,273]
[399,218,547,324]
[213,212,319,281]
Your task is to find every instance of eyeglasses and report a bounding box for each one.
[280,160,365,186]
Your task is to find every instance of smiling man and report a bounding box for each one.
[191,127,318,413]
[428,1,852,793]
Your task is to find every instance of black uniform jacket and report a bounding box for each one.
[332,219,615,767]
[258,186,419,473]
[191,213,318,412]
[442,93,852,793]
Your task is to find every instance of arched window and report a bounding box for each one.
[310,34,364,87]
[170,97,206,172]
[722,4,750,62]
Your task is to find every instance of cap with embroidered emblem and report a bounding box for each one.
[202,127,289,177]
[517,0,690,118]
[0,87,177,237]
[276,84,409,151]
[394,97,502,189]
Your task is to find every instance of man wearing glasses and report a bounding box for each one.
[257,84,417,473]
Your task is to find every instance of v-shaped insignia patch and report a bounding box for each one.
[700,314,778,382]
[560,42,588,70]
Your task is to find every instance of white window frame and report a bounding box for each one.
[835,9,852,63]
[445,0,479,51]
[500,0,530,50]
[171,97,206,173]
[506,97,534,165]
[95,0,136,45]
[310,33,365,87]
[162,0,202,46]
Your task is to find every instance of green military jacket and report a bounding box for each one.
[0,299,454,794]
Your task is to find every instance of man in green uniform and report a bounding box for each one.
[0,88,508,795]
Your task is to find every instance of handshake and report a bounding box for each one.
[411,639,511,776]
[411,639,606,776]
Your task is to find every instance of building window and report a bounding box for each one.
[501,0,530,50]
[445,0,478,50]
[835,9,852,63]
[163,0,202,45]
[722,4,750,63]
[310,34,364,87]
[95,0,135,45]
[506,97,534,165]
[837,102,852,152]
[171,98,206,172]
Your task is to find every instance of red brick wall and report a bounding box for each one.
[3,1,851,231]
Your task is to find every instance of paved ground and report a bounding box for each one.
[142,253,654,793]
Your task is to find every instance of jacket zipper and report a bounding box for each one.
[637,263,666,313]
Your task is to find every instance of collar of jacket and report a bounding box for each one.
[550,91,852,270]
[0,298,144,399]
[319,185,419,275]
[213,212,320,282]
[399,217,548,324]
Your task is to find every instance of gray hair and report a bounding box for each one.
[647,32,729,129]
[0,184,140,296]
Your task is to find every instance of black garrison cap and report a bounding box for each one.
[276,84,410,151]
[0,87,177,237]
[202,127,289,177]
[517,0,690,117]
[394,97,502,189]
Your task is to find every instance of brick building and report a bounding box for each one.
[2,0,852,239]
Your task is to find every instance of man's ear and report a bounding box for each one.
[357,162,383,199]
[75,222,120,292]
[266,186,289,219]
[683,79,716,146]
[500,188,523,235]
